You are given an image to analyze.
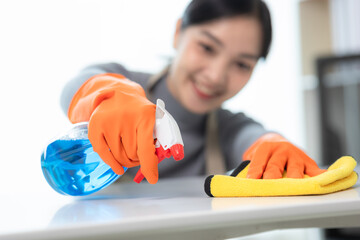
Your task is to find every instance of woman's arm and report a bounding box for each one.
[217,109,269,171]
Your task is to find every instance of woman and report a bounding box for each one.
[61,0,324,184]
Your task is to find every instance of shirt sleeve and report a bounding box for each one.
[217,108,270,171]
[60,62,151,116]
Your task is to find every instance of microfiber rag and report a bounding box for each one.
[204,156,358,197]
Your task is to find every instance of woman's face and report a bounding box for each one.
[167,16,262,114]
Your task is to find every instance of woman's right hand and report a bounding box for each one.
[68,74,159,184]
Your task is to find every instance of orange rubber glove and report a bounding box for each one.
[68,73,159,184]
[243,133,326,179]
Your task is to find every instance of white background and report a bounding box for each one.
[0,0,304,194]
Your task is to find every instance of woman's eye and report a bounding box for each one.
[236,62,251,71]
[199,43,214,54]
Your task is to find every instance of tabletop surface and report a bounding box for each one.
[1,173,360,240]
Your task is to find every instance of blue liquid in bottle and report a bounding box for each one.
[41,122,126,196]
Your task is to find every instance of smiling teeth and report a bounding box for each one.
[195,82,214,96]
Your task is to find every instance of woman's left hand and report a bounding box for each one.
[243,133,326,179]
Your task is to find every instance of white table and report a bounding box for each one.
[1,174,360,240]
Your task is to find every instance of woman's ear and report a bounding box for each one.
[173,18,182,49]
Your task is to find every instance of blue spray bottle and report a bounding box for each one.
[41,99,184,196]
[41,122,124,196]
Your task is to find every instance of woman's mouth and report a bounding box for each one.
[191,80,220,100]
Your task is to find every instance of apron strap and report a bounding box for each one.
[205,110,226,174]
[146,66,226,175]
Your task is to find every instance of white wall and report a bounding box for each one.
[0,0,304,194]
[330,0,360,54]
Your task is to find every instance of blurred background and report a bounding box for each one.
[0,0,359,239]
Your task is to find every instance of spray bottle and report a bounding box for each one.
[41,99,184,196]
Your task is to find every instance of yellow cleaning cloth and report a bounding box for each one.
[204,156,358,197]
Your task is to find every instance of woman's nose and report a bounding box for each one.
[205,58,228,86]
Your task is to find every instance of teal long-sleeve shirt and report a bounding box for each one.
[60,62,268,178]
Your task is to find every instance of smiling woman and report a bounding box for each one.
[58,0,322,185]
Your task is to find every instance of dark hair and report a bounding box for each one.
[181,0,272,59]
